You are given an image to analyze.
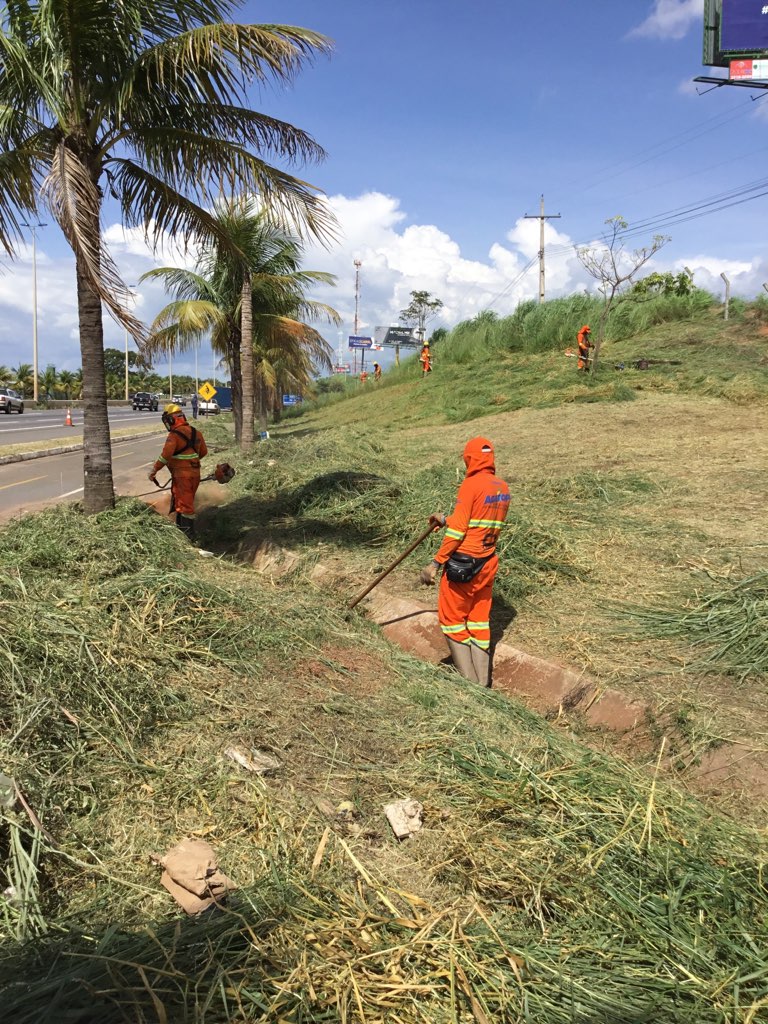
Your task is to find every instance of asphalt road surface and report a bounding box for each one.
[0,435,167,522]
[0,407,161,446]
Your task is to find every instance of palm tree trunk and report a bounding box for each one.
[258,378,268,432]
[230,338,242,443]
[76,250,115,514]
[240,271,254,449]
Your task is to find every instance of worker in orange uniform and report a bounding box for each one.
[149,403,208,541]
[373,361,382,382]
[419,341,432,376]
[419,437,510,686]
[577,325,593,371]
[359,369,369,384]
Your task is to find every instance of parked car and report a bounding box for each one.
[132,391,158,412]
[172,394,187,406]
[198,399,220,416]
[0,387,24,414]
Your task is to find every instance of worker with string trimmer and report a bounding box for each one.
[148,403,208,541]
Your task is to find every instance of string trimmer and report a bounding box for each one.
[134,462,236,498]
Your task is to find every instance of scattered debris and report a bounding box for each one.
[224,746,280,775]
[0,772,16,810]
[384,798,424,840]
[156,839,236,916]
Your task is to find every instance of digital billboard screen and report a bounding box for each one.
[721,0,768,52]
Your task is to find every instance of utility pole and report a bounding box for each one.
[353,259,362,374]
[21,220,47,403]
[524,195,560,304]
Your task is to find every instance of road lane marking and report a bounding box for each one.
[112,450,136,459]
[59,485,84,498]
[0,474,46,491]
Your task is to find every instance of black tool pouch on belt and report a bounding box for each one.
[445,553,491,584]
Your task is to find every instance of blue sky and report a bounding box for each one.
[2,0,767,378]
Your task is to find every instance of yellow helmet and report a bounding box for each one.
[162,403,184,431]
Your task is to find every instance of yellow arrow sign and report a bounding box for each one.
[198,381,217,401]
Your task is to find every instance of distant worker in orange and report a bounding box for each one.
[373,361,382,382]
[419,437,510,686]
[149,403,208,541]
[359,369,369,384]
[577,325,593,371]
[419,341,432,376]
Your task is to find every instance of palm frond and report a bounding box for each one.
[41,142,145,340]
[147,298,229,357]
[139,266,219,302]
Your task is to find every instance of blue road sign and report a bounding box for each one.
[348,336,373,349]
[282,394,302,406]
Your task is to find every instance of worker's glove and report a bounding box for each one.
[419,562,439,586]
[428,513,446,530]
[148,471,157,483]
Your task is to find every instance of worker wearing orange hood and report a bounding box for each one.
[420,437,510,685]
[577,325,592,371]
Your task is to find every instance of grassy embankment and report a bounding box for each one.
[1,292,767,1021]
[1,500,767,1022]
[228,293,768,767]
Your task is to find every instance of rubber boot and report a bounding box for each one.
[470,643,492,688]
[175,514,195,542]
[446,638,478,683]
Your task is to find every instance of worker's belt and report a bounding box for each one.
[444,552,492,584]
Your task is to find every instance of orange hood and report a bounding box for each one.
[463,436,495,476]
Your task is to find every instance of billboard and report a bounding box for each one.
[721,0,768,51]
[375,326,420,348]
[348,335,372,349]
[704,0,768,66]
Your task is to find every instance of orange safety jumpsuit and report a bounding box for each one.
[153,417,208,517]
[373,363,382,381]
[419,346,432,374]
[577,326,592,370]
[433,437,510,652]
[360,370,369,384]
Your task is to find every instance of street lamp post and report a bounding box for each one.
[20,220,47,403]
[124,285,137,401]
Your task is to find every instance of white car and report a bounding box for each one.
[0,387,24,414]
[198,399,220,416]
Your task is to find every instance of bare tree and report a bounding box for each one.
[576,217,669,373]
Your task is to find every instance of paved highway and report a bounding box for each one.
[0,434,168,522]
[0,407,161,446]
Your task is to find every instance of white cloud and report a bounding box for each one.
[631,0,703,41]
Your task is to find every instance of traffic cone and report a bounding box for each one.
[65,407,73,427]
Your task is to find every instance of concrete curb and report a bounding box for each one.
[0,429,162,466]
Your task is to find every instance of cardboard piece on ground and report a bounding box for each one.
[384,798,424,840]
[159,838,236,915]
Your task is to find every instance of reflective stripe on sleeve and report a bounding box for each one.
[445,528,465,540]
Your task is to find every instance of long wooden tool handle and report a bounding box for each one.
[348,524,436,610]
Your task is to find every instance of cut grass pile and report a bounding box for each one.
[619,569,768,682]
[1,501,767,1021]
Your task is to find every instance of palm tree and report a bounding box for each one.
[40,365,58,400]
[143,207,338,445]
[0,365,11,384]
[58,370,76,400]
[0,1,333,512]
[11,364,34,396]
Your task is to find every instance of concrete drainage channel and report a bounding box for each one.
[361,591,768,809]
[206,535,768,812]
